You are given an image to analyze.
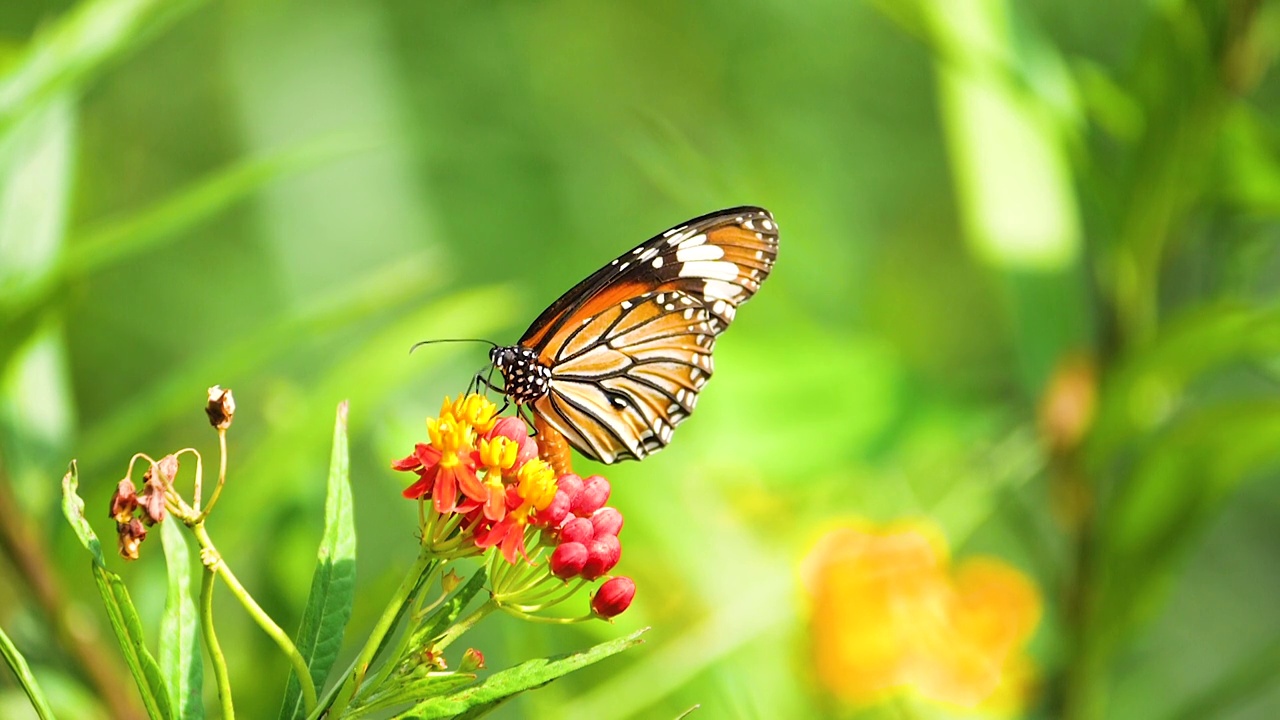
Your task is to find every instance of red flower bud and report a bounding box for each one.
[556,473,583,503]
[560,517,594,545]
[550,541,589,579]
[581,535,621,580]
[590,507,624,538]
[573,475,610,516]
[591,576,636,618]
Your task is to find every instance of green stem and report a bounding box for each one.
[0,623,56,720]
[200,565,234,720]
[323,547,438,719]
[433,599,497,652]
[192,522,317,713]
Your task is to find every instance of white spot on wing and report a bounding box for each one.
[679,260,739,282]
[675,244,725,263]
[702,278,743,300]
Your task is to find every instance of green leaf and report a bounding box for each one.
[394,629,647,719]
[0,623,57,720]
[0,0,204,132]
[159,519,203,719]
[280,401,358,720]
[60,462,174,720]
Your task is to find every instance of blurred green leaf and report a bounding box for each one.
[395,629,647,720]
[0,0,203,132]
[159,519,202,720]
[66,136,375,279]
[280,401,357,720]
[60,462,173,720]
[0,623,56,720]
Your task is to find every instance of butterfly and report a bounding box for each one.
[487,206,778,466]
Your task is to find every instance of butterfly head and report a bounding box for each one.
[490,345,553,405]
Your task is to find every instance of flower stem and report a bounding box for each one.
[199,428,228,519]
[433,598,497,652]
[192,522,317,713]
[325,547,438,718]
[200,563,234,719]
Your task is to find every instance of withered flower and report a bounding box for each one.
[117,518,148,560]
[109,478,138,524]
[205,386,236,430]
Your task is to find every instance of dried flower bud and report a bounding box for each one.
[205,386,236,430]
[573,475,610,516]
[110,478,138,524]
[590,507,624,538]
[1038,355,1096,454]
[458,648,486,673]
[441,568,463,594]
[591,576,636,619]
[117,517,148,560]
[550,542,589,579]
[581,535,622,580]
[560,517,594,545]
[155,454,179,486]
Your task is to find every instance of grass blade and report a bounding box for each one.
[279,401,357,720]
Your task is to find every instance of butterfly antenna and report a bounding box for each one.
[409,338,499,355]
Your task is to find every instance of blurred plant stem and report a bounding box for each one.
[0,457,142,719]
[1060,2,1269,719]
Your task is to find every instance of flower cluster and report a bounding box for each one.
[394,394,636,619]
[802,522,1041,713]
[109,454,177,559]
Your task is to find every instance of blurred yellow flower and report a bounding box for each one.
[802,522,1041,714]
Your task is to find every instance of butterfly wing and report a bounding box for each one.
[522,207,779,463]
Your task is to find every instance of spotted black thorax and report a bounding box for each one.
[490,345,553,404]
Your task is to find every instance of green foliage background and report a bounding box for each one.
[2,0,1279,718]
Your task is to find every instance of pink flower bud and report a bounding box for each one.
[590,507,624,538]
[459,648,486,672]
[550,542,588,579]
[488,417,539,467]
[581,535,621,580]
[556,473,583,503]
[573,475,611,516]
[535,490,571,527]
[591,576,636,618]
[560,517,594,545]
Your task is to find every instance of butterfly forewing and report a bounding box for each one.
[516,206,778,464]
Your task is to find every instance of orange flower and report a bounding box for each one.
[802,522,1040,714]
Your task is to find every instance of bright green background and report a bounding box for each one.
[2,0,1280,718]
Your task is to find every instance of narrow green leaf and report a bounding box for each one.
[0,0,204,132]
[66,137,371,279]
[280,401,357,720]
[159,519,203,719]
[60,463,174,720]
[0,623,57,720]
[395,629,647,719]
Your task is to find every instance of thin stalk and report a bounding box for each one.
[192,522,317,713]
[200,428,228,518]
[323,548,438,719]
[433,599,497,652]
[201,565,234,719]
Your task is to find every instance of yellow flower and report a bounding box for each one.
[802,522,1041,714]
[450,394,498,435]
[515,458,557,514]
